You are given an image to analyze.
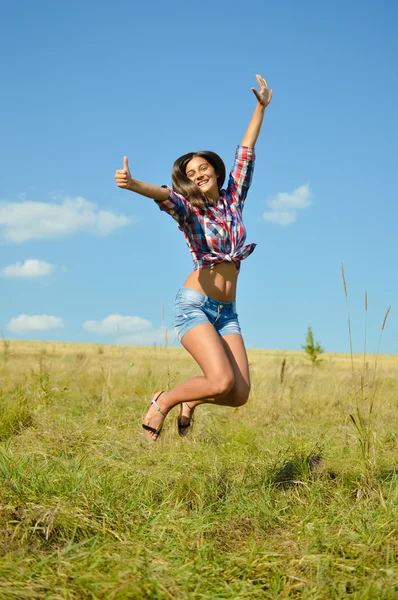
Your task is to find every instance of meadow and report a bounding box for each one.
[0,339,397,599]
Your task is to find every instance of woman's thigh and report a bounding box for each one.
[180,322,235,393]
[218,333,250,405]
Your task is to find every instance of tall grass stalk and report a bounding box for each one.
[343,265,392,484]
[350,305,391,484]
[162,300,169,348]
[341,263,354,374]
[372,306,391,392]
[363,290,368,384]
[369,306,391,422]
[2,336,10,360]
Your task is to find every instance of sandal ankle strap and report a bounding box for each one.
[152,392,167,417]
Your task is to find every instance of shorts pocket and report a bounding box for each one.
[175,291,206,311]
[172,299,207,341]
[172,303,199,330]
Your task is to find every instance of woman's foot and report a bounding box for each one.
[178,401,195,437]
[142,391,169,441]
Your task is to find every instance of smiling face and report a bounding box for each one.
[185,157,219,201]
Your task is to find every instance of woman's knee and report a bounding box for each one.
[208,371,235,397]
[233,394,249,407]
[228,382,251,407]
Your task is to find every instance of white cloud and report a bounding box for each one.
[0,196,133,243]
[263,184,311,226]
[118,327,171,346]
[7,314,64,333]
[83,314,152,334]
[83,315,171,345]
[266,185,311,210]
[262,210,298,226]
[2,259,55,278]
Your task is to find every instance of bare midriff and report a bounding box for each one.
[182,261,238,302]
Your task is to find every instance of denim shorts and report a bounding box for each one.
[172,287,241,342]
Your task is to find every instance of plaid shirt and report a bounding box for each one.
[156,145,256,272]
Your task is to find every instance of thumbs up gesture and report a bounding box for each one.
[115,156,133,189]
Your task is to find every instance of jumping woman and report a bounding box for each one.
[115,74,272,441]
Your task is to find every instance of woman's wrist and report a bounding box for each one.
[127,179,138,192]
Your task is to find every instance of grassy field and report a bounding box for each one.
[0,339,397,599]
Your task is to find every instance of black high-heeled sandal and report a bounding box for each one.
[142,392,167,440]
[177,402,195,437]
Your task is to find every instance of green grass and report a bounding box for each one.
[0,340,397,599]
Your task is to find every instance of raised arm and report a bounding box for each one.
[114,156,170,202]
[240,74,272,148]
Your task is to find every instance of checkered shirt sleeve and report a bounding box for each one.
[155,187,193,229]
[225,146,256,209]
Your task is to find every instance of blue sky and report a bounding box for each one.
[1,0,397,354]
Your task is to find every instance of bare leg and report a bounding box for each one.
[143,322,234,439]
[143,325,250,440]
[178,332,250,422]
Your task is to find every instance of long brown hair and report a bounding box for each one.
[171,151,226,209]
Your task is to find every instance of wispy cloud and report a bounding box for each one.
[83,314,152,334]
[117,328,170,346]
[263,184,311,226]
[7,314,64,333]
[0,196,133,243]
[2,259,55,278]
[83,314,169,345]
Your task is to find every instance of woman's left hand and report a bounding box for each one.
[251,74,273,108]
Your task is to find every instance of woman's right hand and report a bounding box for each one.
[115,156,133,189]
